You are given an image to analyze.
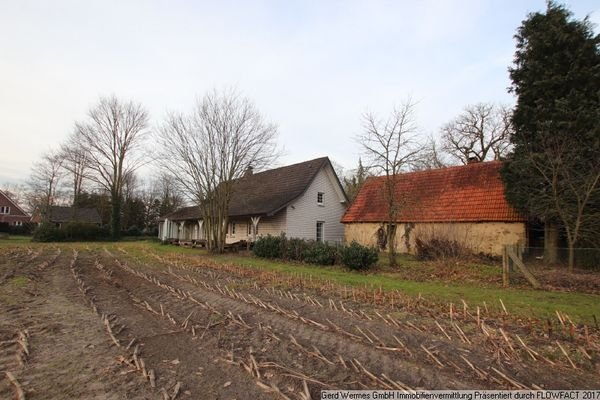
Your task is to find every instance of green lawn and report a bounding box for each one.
[114,241,600,325]
[208,253,599,324]
[4,238,599,324]
[0,235,33,244]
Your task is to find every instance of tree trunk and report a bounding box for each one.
[544,221,558,264]
[568,244,575,272]
[387,223,397,267]
[111,195,121,240]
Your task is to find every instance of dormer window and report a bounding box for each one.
[317,192,324,205]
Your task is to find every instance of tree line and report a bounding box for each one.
[4,2,598,268]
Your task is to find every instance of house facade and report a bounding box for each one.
[341,161,527,256]
[0,190,31,226]
[159,157,348,244]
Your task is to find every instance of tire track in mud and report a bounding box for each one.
[118,250,599,390]
[76,250,280,400]
[0,247,62,400]
[100,250,489,393]
[0,247,156,400]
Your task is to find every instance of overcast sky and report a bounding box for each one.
[1,0,599,185]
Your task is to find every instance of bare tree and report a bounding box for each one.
[441,103,512,164]
[358,101,423,267]
[136,174,185,233]
[75,95,149,239]
[504,132,600,270]
[411,134,448,171]
[0,183,30,212]
[59,133,91,206]
[29,150,65,221]
[157,88,279,252]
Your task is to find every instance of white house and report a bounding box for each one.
[159,157,349,244]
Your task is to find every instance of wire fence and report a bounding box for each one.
[519,246,600,270]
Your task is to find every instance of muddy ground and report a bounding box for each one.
[1,245,598,399]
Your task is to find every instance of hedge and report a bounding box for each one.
[253,235,378,269]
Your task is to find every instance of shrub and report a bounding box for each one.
[0,222,35,235]
[10,222,35,235]
[253,235,283,258]
[62,222,109,241]
[302,241,337,265]
[125,226,142,237]
[32,223,65,242]
[33,222,109,242]
[283,237,308,261]
[415,236,470,261]
[340,241,379,270]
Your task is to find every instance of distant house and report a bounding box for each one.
[46,206,102,228]
[0,190,31,226]
[159,157,349,244]
[341,161,526,256]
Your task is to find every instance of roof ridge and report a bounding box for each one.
[239,156,329,179]
[0,190,30,216]
[368,160,502,181]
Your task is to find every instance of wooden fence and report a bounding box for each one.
[502,244,540,289]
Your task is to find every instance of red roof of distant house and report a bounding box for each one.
[341,161,525,224]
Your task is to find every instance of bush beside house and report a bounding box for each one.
[253,234,378,270]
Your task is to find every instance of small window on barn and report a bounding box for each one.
[317,192,324,205]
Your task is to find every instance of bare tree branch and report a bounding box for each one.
[441,103,513,164]
[74,95,149,238]
[356,100,423,266]
[157,88,279,252]
[29,149,66,221]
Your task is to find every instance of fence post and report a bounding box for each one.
[502,245,509,287]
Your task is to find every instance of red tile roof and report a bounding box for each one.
[341,161,525,223]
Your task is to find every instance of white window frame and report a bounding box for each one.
[230,222,236,236]
[317,192,324,205]
[0,206,10,214]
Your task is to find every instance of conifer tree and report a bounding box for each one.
[501,2,600,270]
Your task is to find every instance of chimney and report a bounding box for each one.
[467,156,481,164]
[244,165,254,177]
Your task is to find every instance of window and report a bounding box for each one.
[15,221,22,226]
[247,223,252,236]
[0,206,10,214]
[316,221,324,242]
[317,192,324,205]
[230,223,236,235]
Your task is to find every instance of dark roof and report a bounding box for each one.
[162,205,201,221]
[48,206,102,224]
[228,157,332,217]
[162,157,340,221]
[341,161,525,224]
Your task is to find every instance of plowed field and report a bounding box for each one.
[1,245,598,399]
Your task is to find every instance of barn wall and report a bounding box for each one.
[344,221,526,256]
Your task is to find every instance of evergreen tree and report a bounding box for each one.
[501,2,600,270]
[343,158,369,203]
